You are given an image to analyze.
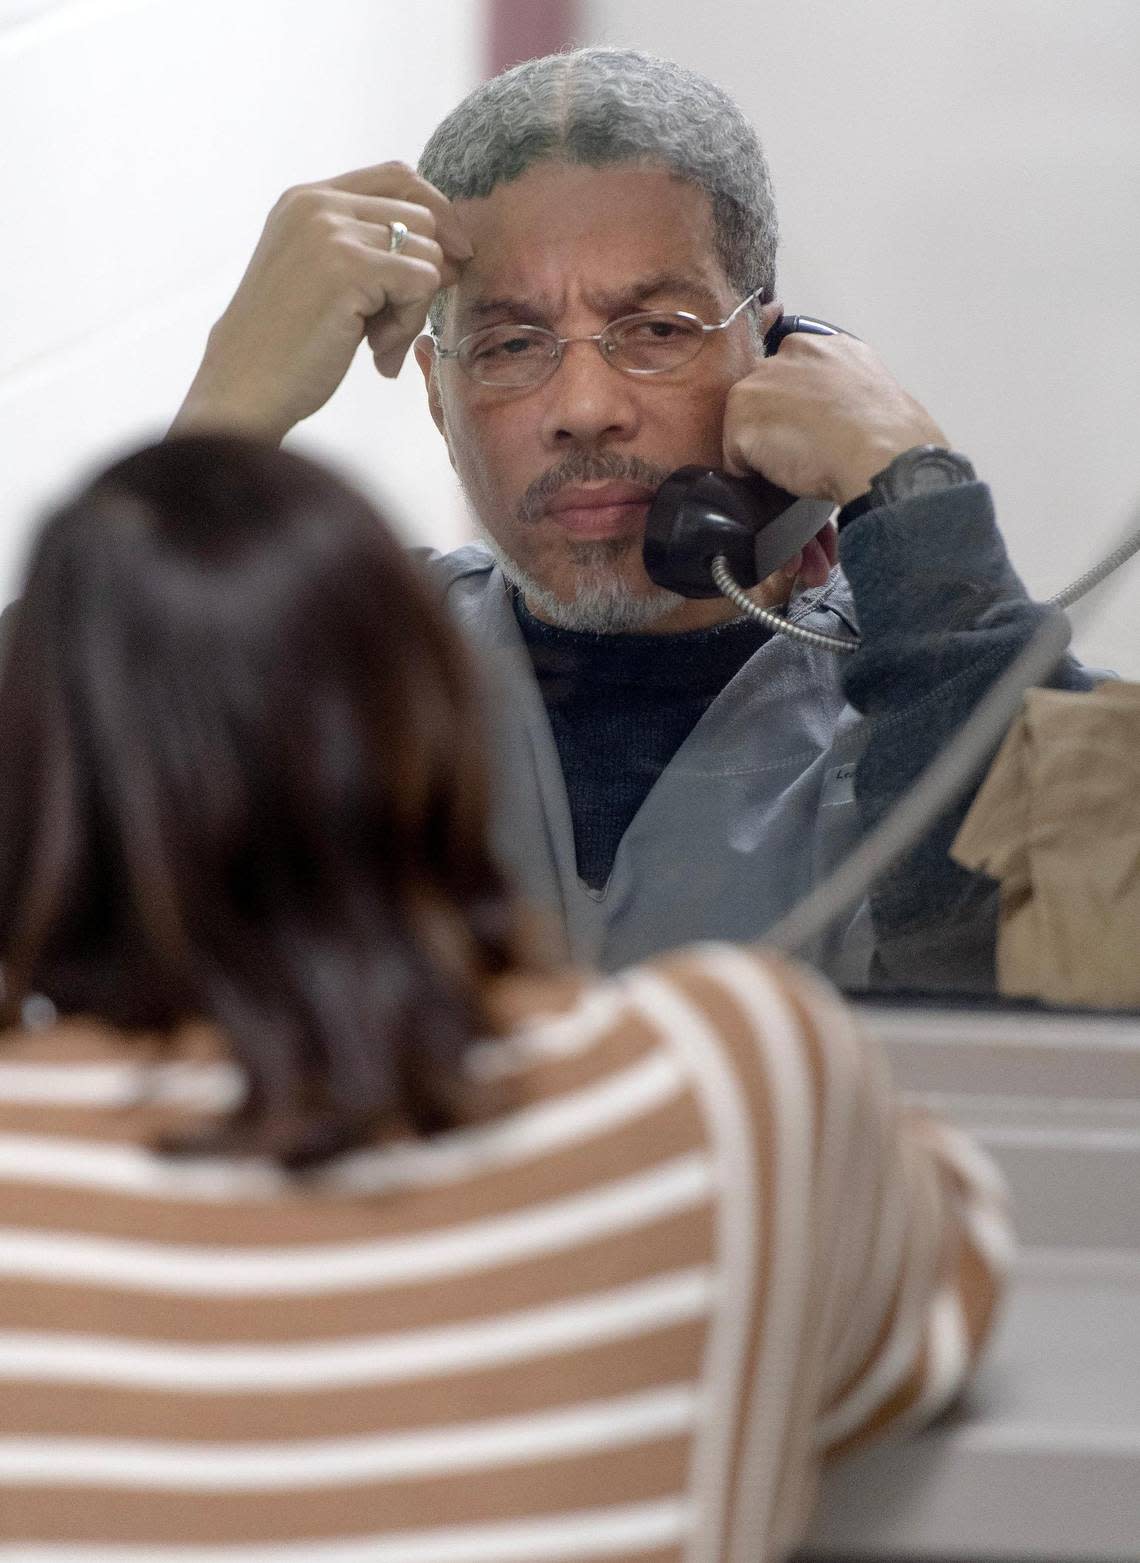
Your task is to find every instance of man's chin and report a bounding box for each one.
[530,578,683,634]
[482,535,683,634]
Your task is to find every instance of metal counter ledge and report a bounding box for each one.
[802,996,1140,1563]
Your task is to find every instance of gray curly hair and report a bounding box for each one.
[418,47,778,329]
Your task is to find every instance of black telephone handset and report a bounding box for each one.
[643,315,843,598]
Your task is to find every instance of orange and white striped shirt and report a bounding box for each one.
[0,944,1010,1561]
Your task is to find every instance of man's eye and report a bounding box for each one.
[471,332,544,362]
[626,318,686,341]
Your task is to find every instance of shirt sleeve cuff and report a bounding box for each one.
[836,481,1032,641]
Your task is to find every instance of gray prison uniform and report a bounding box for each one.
[425,483,1096,991]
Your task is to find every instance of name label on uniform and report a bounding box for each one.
[821,763,857,808]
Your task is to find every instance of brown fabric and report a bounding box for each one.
[952,681,1140,1006]
[0,945,1009,1560]
[0,1444,691,1545]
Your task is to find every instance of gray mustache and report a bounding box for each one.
[517,453,671,525]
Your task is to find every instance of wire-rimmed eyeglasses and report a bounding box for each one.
[432,286,765,389]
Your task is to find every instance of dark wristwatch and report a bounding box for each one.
[836,444,977,530]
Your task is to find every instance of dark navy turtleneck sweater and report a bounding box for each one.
[512,592,770,889]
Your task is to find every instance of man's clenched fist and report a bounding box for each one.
[173,163,473,442]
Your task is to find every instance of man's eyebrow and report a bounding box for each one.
[607,273,725,316]
[461,295,535,325]
[459,273,726,329]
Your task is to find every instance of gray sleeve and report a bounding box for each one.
[838,482,1097,992]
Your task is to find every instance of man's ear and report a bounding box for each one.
[413,335,450,445]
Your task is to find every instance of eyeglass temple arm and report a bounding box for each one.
[704,286,768,334]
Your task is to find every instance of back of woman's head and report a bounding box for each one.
[0,434,520,1164]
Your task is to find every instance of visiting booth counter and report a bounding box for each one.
[801,998,1140,1562]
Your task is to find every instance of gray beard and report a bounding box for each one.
[481,532,684,634]
[479,450,685,634]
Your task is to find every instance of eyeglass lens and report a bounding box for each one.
[459,313,707,386]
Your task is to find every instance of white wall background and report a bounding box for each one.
[0,0,478,595]
[582,0,1140,673]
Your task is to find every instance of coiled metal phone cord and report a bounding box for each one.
[711,514,1140,654]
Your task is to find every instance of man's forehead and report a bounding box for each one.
[447,163,730,327]
[456,269,725,327]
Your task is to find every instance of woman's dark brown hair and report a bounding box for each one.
[0,435,524,1165]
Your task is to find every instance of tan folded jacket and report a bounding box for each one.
[951,682,1140,1007]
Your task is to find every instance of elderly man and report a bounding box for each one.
[174,48,1091,987]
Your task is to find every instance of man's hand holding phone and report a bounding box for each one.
[172,163,473,442]
[721,326,948,587]
[725,325,949,504]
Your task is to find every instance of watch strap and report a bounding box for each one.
[836,445,976,531]
[835,489,876,531]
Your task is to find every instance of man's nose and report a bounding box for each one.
[538,339,641,448]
